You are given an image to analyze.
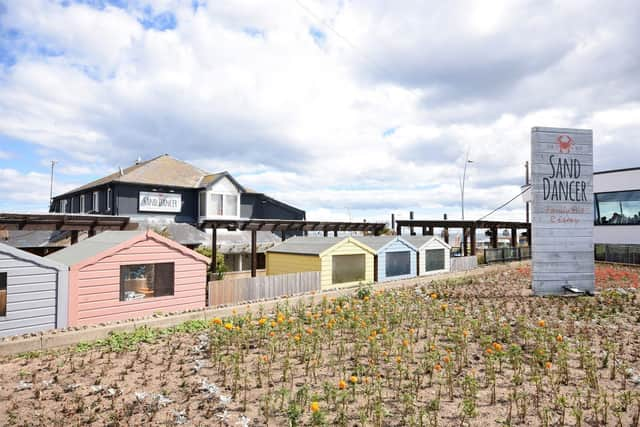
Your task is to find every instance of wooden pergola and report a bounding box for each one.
[200,219,387,277]
[0,213,133,244]
[395,219,531,256]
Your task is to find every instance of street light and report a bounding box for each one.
[460,151,473,220]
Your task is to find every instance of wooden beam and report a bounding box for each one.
[70,230,79,245]
[470,226,476,256]
[491,226,498,249]
[462,228,468,256]
[251,230,257,278]
[511,228,518,247]
[211,227,217,274]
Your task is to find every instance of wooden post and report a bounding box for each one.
[333,230,338,237]
[443,213,449,244]
[323,229,328,237]
[396,224,401,236]
[511,228,518,247]
[491,227,498,249]
[470,225,476,256]
[391,213,395,231]
[427,226,434,236]
[281,230,286,241]
[251,230,257,278]
[409,211,415,235]
[416,251,420,277]
[211,228,217,273]
[526,224,532,247]
[373,255,378,282]
[462,228,468,256]
[70,230,78,245]
[88,227,96,237]
[422,226,427,236]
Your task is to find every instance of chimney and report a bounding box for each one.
[136,156,142,165]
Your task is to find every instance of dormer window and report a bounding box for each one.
[198,176,241,219]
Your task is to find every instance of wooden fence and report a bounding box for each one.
[450,256,478,272]
[208,271,321,306]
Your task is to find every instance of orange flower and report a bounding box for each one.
[556,334,563,343]
[434,363,442,372]
[430,293,438,299]
[224,322,233,331]
[545,361,552,370]
[350,375,358,384]
[294,334,301,342]
[486,348,493,355]
[440,303,448,311]
[443,355,451,364]
[310,401,319,413]
[306,327,313,335]
[262,355,268,362]
[258,318,267,326]
[538,319,546,328]
[211,317,222,325]
[269,331,275,337]
[402,339,409,347]
[492,342,503,352]
[396,356,402,364]
[409,328,415,335]
[338,379,347,390]
[462,330,469,338]
[270,321,277,328]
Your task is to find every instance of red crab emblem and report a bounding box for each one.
[557,135,573,153]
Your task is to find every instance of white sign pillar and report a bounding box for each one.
[531,127,594,295]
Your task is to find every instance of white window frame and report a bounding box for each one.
[107,188,112,211]
[80,194,85,213]
[203,192,240,218]
[60,199,68,213]
[93,191,99,212]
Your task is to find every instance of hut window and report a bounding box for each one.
[425,249,445,272]
[120,263,175,301]
[385,251,411,277]
[0,272,6,316]
[332,254,365,284]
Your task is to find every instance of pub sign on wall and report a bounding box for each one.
[138,191,182,213]
[530,127,594,295]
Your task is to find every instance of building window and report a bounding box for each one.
[0,272,6,316]
[425,249,446,272]
[107,188,112,211]
[385,251,411,277]
[209,194,223,216]
[93,191,99,212]
[224,194,238,216]
[60,199,68,213]
[119,263,174,301]
[199,192,207,217]
[80,195,85,213]
[332,254,365,284]
[595,190,640,225]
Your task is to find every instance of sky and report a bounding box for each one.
[0,0,639,224]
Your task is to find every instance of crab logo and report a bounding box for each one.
[557,135,574,153]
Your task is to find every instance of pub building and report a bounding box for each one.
[48,154,305,271]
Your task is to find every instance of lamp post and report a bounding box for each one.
[49,160,57,211]
[460,152,473,220]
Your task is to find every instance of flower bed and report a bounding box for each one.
[1,265,639,426]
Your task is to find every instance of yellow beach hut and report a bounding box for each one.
[266,236,376,289]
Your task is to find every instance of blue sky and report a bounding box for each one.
[1,0,639,221]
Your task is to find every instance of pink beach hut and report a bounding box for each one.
[47,230,209,327]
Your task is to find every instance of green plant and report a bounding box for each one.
[195,246,227,279]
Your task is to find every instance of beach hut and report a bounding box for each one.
[353,236,417,282]
[266,237,375,289]
[47,230,209,327]
[0,242,68,337]
[403,236,451,275]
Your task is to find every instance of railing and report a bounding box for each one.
[483,247,531,264]
[208,271,321,306]
[595,244,640,265]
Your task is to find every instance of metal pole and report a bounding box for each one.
[525,161,530,223]
[49,160,57,211]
